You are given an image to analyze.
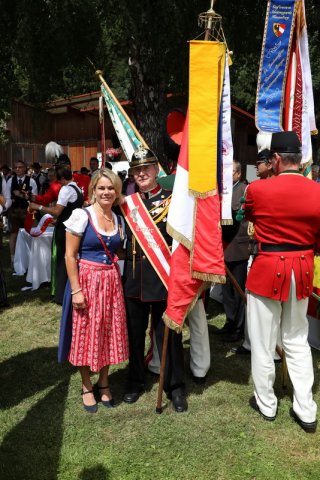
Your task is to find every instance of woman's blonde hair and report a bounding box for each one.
[89,168,123,206]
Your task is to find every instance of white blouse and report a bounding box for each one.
[64,205,125,237]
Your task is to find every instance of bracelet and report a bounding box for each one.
[71,288,82,295]
[38,205,43,211]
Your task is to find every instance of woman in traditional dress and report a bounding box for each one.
[61,169,128,413]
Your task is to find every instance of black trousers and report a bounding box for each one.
[125,297,185,395]
[222,259,248,334]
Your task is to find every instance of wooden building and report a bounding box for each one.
[0,92,257,173]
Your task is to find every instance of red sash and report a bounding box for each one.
[121,193,171,289]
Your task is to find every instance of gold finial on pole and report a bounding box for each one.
[199,1,225,43]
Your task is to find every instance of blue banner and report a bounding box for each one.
[256,0,297,132]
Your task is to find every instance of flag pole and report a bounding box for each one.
[156,0,225,414]
[95,70,149,149]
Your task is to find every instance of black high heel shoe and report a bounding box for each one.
[81,389,98,413]
[94,384,115,408]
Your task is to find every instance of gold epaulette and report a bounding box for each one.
[247,222,255,237]
[149,195,172,225]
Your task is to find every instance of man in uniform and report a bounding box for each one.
[122,148,187,412]
[216,160,250,342]
[245,131,320,433]
[232,148,274,355]
[255,149,273,180]
[7,160,38,262]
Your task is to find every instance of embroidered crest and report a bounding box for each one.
[133,148,148,160]
[130,206,139,223]
[273,23,286,38]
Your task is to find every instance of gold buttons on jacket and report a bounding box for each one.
[277,272,281,277]
[274,288,278,294]
[301,255,305,259]
[280,256,285,260]
[306,272,310,276]
[142,255,146,259]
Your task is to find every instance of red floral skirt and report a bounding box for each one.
[68,259,129,372]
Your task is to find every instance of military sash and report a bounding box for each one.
[121,193,171,289]
[256,0,297,132]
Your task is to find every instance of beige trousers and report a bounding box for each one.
[148,299,210,378]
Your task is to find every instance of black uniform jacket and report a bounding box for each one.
[123,188,172,302]
[222,181,250,263]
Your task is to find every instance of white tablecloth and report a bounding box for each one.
[14,227,54,290]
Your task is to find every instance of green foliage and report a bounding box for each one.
[0,0,319,145]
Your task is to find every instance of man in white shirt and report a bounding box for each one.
[30,166,83,304]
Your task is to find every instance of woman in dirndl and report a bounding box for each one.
[62,168,128,413]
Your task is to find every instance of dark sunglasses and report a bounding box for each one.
[255,160,268,166]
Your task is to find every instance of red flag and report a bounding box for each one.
[164,114,225,333]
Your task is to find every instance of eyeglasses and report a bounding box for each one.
[256,160,268,165]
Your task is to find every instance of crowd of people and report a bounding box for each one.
[0,131,319,434]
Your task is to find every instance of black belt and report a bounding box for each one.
[261,243,313,252]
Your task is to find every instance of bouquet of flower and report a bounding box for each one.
[106,147,122,160]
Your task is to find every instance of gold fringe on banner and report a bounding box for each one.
[192,271,226,283]
[163,282,211,333]
[166,223,193,251]
[188,187,218,199]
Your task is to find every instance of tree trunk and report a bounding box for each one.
[129,41,168,170]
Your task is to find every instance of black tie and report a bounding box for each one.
[18,179,22,186]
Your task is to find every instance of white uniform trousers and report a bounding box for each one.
[148,299,210,378]
[247,272,317,422]
[243,255,281,360]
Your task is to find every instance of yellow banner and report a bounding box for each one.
[189,41,226,196]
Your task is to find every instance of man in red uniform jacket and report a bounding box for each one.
[244,131,320,433]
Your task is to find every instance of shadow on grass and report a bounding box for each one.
[0,379,71,480]
[0,347,75,480]
[5,281,54,308]
[79,465,110,480]
[105,361,159,407]
[0,347,74,409]
[184,330,252,398]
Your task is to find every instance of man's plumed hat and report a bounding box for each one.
[45,141,64,162]
[45,141,72,166]
[257,149,272,162]
[130,147,158,168]
[270,131,302,154]
[55,153,71,166]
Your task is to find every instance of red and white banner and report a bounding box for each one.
[164,113,225,332]
[121,193,171,289]
[284,0,317,165]
[24,212,54,237]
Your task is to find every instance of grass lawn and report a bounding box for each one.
[1,237,320,480]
